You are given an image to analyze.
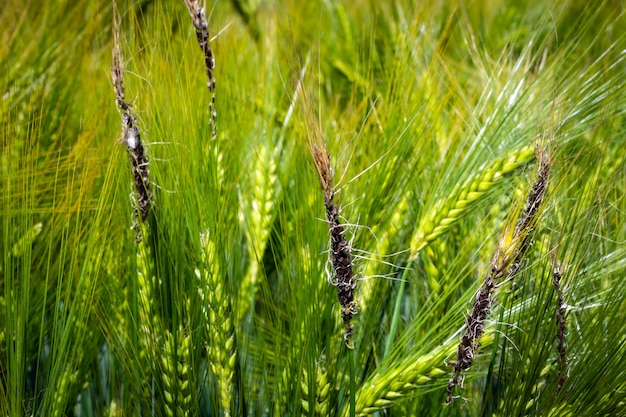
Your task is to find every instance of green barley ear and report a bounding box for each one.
[238,143,278,321]
[446,144,551,403]
[197,234,237,416]
[410,145,535,260]
[161,327,192,417]
[345,330,496,416]
[10,222,42,257]
[302,360,331,416]
[134,236,162,407]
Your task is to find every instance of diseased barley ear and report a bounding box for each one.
[551,255,568,396]
[111,3,151,238]
[446,144,552,403]
[300,82,359,349]
[310,143,358,349]
[183,0,217,139]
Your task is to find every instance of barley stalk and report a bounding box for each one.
[409,146,534,260]
[197,233,237,416]
[446,145,551,403]
[0,296,4,352]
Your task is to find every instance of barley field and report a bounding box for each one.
[1,0,625,416]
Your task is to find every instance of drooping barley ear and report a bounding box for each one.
[344,330,496,416]
[310,143,357,349]
[111,4,151,238]
[551,256,568,396]
[183,0,217,139]
[410,146,535,260]
[196,233,237,416]
[446,144,551,403]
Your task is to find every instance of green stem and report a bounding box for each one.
[383,262,413,359]
[480,292,508,412]
[349,348,356,417]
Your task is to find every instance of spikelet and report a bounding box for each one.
[161,327,192,417]
[136,240,158,354]
[133,237,163,412]
[301,361,331,416]
[107,401,120,417]
[50,368,80,417]
[10,222,42,257]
